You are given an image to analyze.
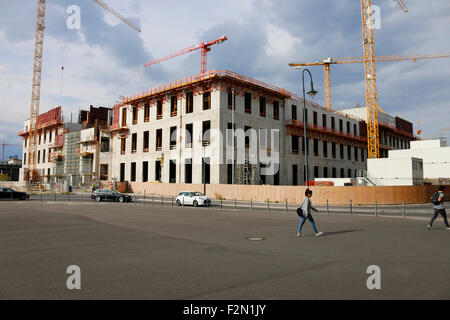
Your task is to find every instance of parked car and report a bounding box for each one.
[0,187,30,200]
[176,191,211,207]
[91,189,132,203]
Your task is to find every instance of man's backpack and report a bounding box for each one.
[431,192,441,205]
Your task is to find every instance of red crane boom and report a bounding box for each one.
[144,36,227,73]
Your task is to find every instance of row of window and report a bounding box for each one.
[122,91,210,126]
[119,159,210,184]
[120,121,211,154]
[291,106,359,135]
[24,130,56,148]
[291,137,365,162]
[23,149,50,165]
[291,165,359,184]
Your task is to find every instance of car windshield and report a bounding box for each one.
[192,192,204,196]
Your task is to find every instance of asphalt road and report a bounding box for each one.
[2,193,441,219]
[0,201,449,299]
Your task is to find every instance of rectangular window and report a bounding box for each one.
[130,162,136,182]
[185,159,192,184]
[323,141,328,158]
[245,92,252,114]
[170,96,177,117]
[142,161,148,182]
[202,157,210,184]
[203,91,211,110]
[157,100,163,120]
[131,133,137,153]
[332,142,336,159]
[348,169,352,178]
[202,121,211,146]
[120,137,126,154]
[339,119,343,132]
[259,97,266,117]
[43,132,46,144]
[340,168,344,178]
[120,163,125,182]
[292,165,298,185]
[169,160,176,183]
[101,138,110,152]
[132,106,138,124]
[23,153,26,164]
[347,145,351,161]
[346,121,350,134]
[354,147,358,161]
[227,163,232,184]
[304,108,308,123]
[313,111,318,126]
[144,103,150,122]
[186,91,193,113]
[332,167,336,178]
[48,168,51,177]
[353,124,357,135]
[331,117,335,130]
[314,166,319,179]
[273,101,279,120]
[42,150,45,163]
[361,149,365,162]
[185,123,193,148]
[291,105,297,120]
[38,134,41,145]
[49,132,52,143]
[245,126,251,148]
[313,139,318,156]
[324,167,328,178]
[340,144,344,160]
[122,107,127,126]
[322,114,327,127]
[155,160,161,181]
[292,136,299,154]
[170,126,177,149]
[228,91,233,110]
[156,129,162,151]
[143,131,149,152]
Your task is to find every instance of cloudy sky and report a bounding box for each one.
[1,0,449,158]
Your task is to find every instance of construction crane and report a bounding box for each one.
[360,0,408,158]
[1,139,21,161]
[288,54,450,111]
[144,36,228,73]
[25,0,140,183]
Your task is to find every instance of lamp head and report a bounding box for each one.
[307,87,318,98]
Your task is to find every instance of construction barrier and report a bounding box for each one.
[128,182,446,205]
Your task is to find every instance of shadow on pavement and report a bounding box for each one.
[324,229,364,236]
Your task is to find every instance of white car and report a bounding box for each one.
[176,191,211,207]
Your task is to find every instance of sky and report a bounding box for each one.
[1,0,449,159]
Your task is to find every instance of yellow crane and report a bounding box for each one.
[288,53,450,112]
[25,0,140,182]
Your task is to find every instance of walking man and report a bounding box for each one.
[298,189,324,237]
[427,186,449,230]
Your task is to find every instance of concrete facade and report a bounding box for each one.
[110,71,387,186]
[367,157,424,186]
[387,138,450,184]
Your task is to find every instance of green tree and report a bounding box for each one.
[0,174,9,181]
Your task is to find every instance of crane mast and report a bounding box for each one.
[361,0,380,159]
[27,0,47,182]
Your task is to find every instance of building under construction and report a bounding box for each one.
[109,70,415,186]
[18,105,112,188]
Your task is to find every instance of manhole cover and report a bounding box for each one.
[246,237,266,241]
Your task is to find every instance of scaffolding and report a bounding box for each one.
[236,160,258,185]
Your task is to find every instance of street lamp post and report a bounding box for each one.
[300,68,318,189]
[198,132,206,195]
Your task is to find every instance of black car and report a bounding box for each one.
[91,189,132,203]
[0,187,30,200]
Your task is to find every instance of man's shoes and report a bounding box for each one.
[297,233,303,237]
[427,225,432,230]
[315,231,324,237]
[446,227,450,231]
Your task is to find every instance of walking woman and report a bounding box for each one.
[298,189,324,237]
